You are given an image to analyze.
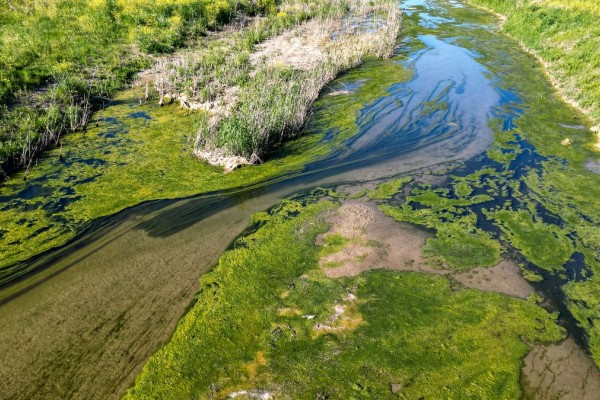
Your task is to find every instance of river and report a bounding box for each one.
[0,0,596,399]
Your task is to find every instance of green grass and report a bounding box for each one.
[124,196,564,399]
[0,0,250,97]
[0,0,278,171]
[381,201,502,270]
[485,209,574,272]
[465,0,600,127]
[563,271,600,364]
[320,233,351,257]
[423,217,502,270]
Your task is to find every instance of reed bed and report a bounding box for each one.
[150,0,402,168]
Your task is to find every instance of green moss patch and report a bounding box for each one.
[378,178,501,270]
[320,233,351,257]
[367,176,412,199]
[424,217,503,270]
[563,275,600,365]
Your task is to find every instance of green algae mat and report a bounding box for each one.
[124,196,564,399]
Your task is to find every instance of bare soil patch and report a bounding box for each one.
[318,199,535,299]
[318,200,433,278]
[522,336,600,400]
[453,260,534,299]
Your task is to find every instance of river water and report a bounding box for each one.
[0,0,594,399]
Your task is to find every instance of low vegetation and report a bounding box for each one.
[0,0,402,172]
[485,209,574,272]
[367,176,412,199]
[378,174,503,270]
[399,1,600,367]
[124,195,564,399]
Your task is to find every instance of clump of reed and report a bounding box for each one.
[188,0,401,166]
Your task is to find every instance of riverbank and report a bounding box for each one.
[465,0,600,145]
[0,0,265,174]
[0,1,403,288]
[191,0,401,166]
[1,0,401,176]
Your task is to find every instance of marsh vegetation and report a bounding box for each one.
[125,195,565,399]
[0,0,281,173]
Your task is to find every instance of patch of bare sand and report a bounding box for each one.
[318,200,535,299]
[318,200,436,278]
[522,336,600,400]
[453,261,533,299]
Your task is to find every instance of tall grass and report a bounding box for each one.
[187,0,402,165]
[151,0,350,107]
[0,0,275,174]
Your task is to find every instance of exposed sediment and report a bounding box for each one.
[317,199,534,299]
[522,337,600,400]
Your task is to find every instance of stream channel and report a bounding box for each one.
[0,0,597,399]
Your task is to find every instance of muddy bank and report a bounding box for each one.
[453,261,533,299]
